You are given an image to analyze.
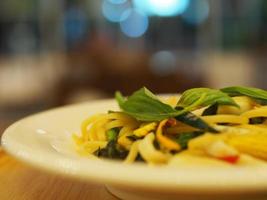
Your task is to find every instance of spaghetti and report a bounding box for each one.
[73,86,267,165]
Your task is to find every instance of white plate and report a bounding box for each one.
[2,99,267,200]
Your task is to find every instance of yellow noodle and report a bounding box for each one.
[74,92,267,165]
[118,126,134,137]
[87,123,96,141]
[82,112,139,142]
[238,124,267,134]
[166,126,198,134]
[96,126,107,141]
[84,113,131,130]
[117,126,135,149]
[139,133,170,163]
[124,141,140,163]
[241,106,267,118]
[202,115,249,125]
[81,114,105,139]
[156,120,181,151]
[133,122,157,137]
[72,134,84,145]
[82,141,107,153]
[217,96,256,115]
[104,120,129,130]
[88,120,106,141]
[118,132,133,150]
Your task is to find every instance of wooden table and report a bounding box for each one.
[0,147,118,200]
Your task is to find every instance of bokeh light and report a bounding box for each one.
[64,7,87,44]
[107,0,127,4]
[181,0,209,25]
[102,0,130,22]
[149,50,177,76]
[133,0,189,17]
[120,9,149,38]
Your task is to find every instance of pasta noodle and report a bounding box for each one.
[73,87,267,166]
[138,133,170,164]
[201,115,249,125]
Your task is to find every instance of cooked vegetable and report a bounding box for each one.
[74,86,267,165]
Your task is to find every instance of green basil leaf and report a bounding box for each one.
[115,91,126,107]
[221,86,267,104]
[175,108,218,133]
[177,88,238,110]
[202,103,218,116]
[115,87,182,121]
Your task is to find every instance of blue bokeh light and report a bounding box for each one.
[150,50,177,76]
[181,0,209,25]
[102,0,130,22]
[133,0,189,17]
[120,9,149,38]
[64,7,87,45]
[108,0,127,4]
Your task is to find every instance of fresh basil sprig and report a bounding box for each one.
[221,86,267,105]
[115,87,217,132]
[115,87,182,121]
[177,88,238,110]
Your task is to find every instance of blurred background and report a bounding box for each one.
[1,0,267,134]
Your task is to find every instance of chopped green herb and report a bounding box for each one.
[94,140,128,160]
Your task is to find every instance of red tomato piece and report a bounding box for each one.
[219,155,239,164]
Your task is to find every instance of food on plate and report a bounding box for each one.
[73,86,267,166]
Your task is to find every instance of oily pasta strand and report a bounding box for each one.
[73,112,140,156]
[73,93,267,165]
